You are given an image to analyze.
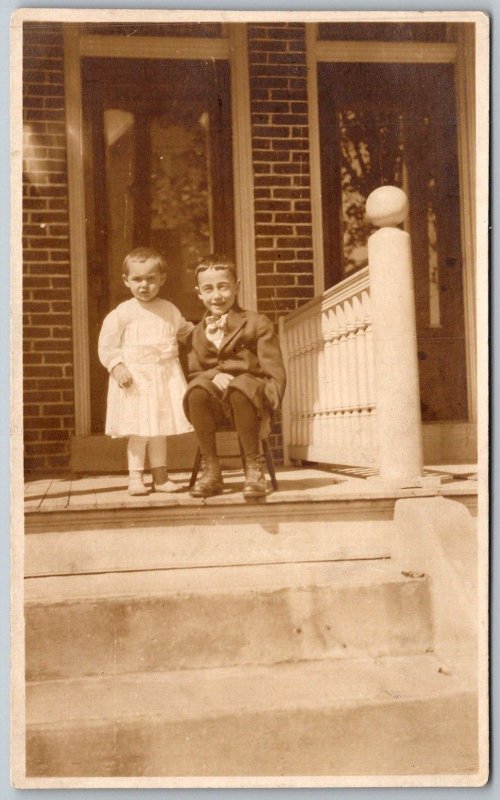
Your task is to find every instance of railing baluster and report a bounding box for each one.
[280,267,375,468]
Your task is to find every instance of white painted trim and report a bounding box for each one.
[229,24,257,311]
[314,40,457,64]
[80,34,230,60]
[306,24,325,297]
[455,25,477,424]
[63,27,91,436]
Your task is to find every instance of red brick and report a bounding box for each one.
[23,416,61,430]
[254,175,291,187]
[24,366,63,378]
[254,150,290,162]
[255,199,290,211]
[41,403,74,416]
[268,52,305,65]
[272,114,307,125]
[275,212,311,223]
[252,126,290,140]
[24,390,61,403]
[255,212,273,223]
[30,313,71,325]
[258,274,295,286]
[254,237,274,249]
[33,337,72,352]
[41,429,70,441]
[43,353,73,364]
[252,138,272,150]
[260,249,295,262]
[253,163,271,174]
[23,353,43,365]
[255,225,294,236]
[252,101,290,114]
[25,442,66,456]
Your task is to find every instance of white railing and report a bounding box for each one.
[279,186,424,481]
[279,266,377,467]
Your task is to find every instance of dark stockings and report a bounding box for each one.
[187,387,260,460]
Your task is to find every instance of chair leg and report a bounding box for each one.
[189,447,203,489]
[262,439,278,491]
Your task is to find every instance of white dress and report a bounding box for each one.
[98,298,193,438]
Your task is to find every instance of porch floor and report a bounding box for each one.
[25,464,478,516]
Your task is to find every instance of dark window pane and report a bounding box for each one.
[80,22,224,38]
[318,22,451,42]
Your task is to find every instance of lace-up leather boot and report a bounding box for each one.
[243,455,267,498]
[190,456,223,498]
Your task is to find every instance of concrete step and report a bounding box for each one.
[26,654,478,777]
[25,510,396,577]
[25,561,432,680]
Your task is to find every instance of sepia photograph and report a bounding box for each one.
[11,8,489,788]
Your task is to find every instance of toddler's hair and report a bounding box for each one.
[123,246,167,276]
[195,254,237,281]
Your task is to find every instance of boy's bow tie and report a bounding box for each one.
[205,314,228,335]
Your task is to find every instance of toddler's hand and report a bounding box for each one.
[111,363,133,388]
[212,372,234,392]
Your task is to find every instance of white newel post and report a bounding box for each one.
[366,186,424,484]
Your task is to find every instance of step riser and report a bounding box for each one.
[25,517,394,577]
[26,692,477,777]
[26,579,432,680]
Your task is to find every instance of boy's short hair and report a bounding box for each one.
[123,246,167,276]
[195,254,238,282]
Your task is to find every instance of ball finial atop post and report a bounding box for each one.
[366,185,408,228]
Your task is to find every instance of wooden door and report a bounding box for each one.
[82,57,235,433]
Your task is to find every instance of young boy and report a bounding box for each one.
[184,254,286,498]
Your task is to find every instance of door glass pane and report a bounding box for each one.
[103,109,136,308]
[339,108,405,272]
[83,56,234,432]
[318,63,468,422]
[149,110,213,313]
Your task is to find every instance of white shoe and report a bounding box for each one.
[128,476,150,496]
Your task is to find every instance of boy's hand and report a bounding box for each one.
[212,372,234,392]
[111,363,133,388]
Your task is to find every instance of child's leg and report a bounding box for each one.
[148,436,167,469]
[186,387,224,497]
[148,436,178,493]
[228,389,266,497]
[186,386,224,456]
[228,390,261,459]
[127,436,150,495]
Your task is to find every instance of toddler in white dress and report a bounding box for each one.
[98,247,193,495]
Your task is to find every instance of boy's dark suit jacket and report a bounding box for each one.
[183,305,286,422]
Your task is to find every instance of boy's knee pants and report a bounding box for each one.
[186,386,260,458]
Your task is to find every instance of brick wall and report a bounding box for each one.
[248,23,315,457]
[23,22,75,474]
[248,23,315,327]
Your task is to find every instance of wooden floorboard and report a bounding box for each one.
[24,480,53,512]
[68,475,98,510]
[40,478,72,512]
